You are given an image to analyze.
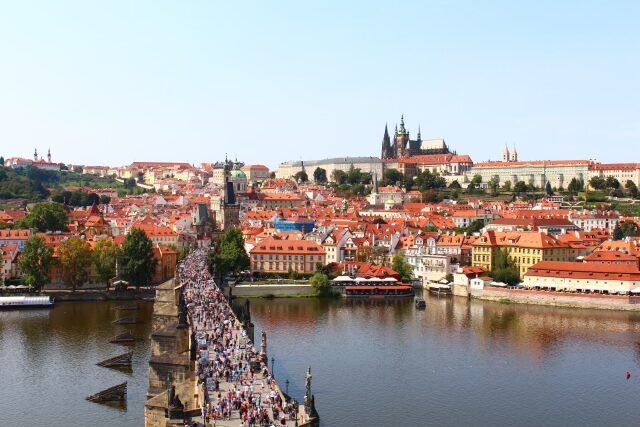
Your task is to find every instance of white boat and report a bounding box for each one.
[0,296,54,309]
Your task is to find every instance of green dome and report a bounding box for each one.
[230,169,247,179]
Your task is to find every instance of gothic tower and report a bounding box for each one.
[502,144,510,162]
[47,148,51,163]
[512,145,518,161]
[394,115,410,158]
[34,148,38,162]
[381,124,392,159]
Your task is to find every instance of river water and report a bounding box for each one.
[2,294,640,426]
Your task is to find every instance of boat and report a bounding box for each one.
[415,298,426,309]
[427,283,452,294]
[345,285,414,298]
[0,295,54,309]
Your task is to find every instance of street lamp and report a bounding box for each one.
[285,379,289,395]
[271,357,275,377]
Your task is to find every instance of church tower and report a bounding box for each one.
[511,145,518,161]
[381,124,392,159]
[47,148,51,163]
[34,148,38,161]
[502,144,510,162]
[394,115,410,158]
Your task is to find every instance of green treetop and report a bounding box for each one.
[19,235,53,291]
[120,228,157,287]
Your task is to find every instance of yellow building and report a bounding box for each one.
[472,231,573,278]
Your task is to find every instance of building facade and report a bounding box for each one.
[249,236,326,274]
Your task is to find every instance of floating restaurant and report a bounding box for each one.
[331,276,415,297]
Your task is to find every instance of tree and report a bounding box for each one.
[313,167,327,184]
[501,180,512,192]
[605,176,620,189]
[545,181,554,196]
[19,235,53,291]
[18,202,68,232]
[470,174,482,188]
[625,180,639,199]
[415,170,446,191]
[391,252,413,282]
[58,237,92,291]
[513,181,528,194]
[449,180,461,190]
[310,272,331,296]
[488,176,500,195]
[619,220,640,238]
[347,165,363,185]
[293,170,308,183]
[99,194,112,204]
[93,237,121,289]
[331,169,347,185]
[383,168,403,186]
[86,193,100,205]
[207,227,250,278]
[466,219,485,234]
[613,224,624,240]
[490,248,520,285]
[269,172,276,179]
[589,176,606,190]
[121,228,157,287]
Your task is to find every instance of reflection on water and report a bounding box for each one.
[242,292,640,427]
[3,296,640,427]
[0,301,152,427]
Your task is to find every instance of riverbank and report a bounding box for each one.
[42,288,155,301]
[470,286,640,312]
[233,283,316,298]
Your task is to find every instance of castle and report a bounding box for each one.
[381,115,451,159]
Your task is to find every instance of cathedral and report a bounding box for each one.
[381,115,451,159]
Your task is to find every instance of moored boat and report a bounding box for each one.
[345,285,414,298]
[0,295,54,309]
[427,283,452,294]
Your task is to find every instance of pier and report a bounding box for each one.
[144,249,319,426]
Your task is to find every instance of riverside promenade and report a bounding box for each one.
[173,249,318,427]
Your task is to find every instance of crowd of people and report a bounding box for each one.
[179,249,298,427]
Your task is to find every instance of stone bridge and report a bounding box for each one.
[144,267,319,426]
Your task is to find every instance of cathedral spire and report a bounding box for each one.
[34,148,38,162]
[417,124,421,141]
[396,114,409,136]
[381,124,392,159]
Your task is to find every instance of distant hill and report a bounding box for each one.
[0,166,120,201]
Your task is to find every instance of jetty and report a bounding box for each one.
[144,249,319,427]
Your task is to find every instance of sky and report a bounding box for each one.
[0,0,638,169]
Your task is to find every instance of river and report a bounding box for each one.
[2,293,640,426]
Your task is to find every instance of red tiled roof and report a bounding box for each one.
[526,261,640,281]
[474,160,592,167]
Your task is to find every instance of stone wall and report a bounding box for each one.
[471,286,640,311]
[233,284,314,297]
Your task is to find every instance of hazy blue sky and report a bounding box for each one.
[1,1,638,168]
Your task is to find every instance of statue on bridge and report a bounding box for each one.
[166,374,185,419]
[260,330,267,363]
